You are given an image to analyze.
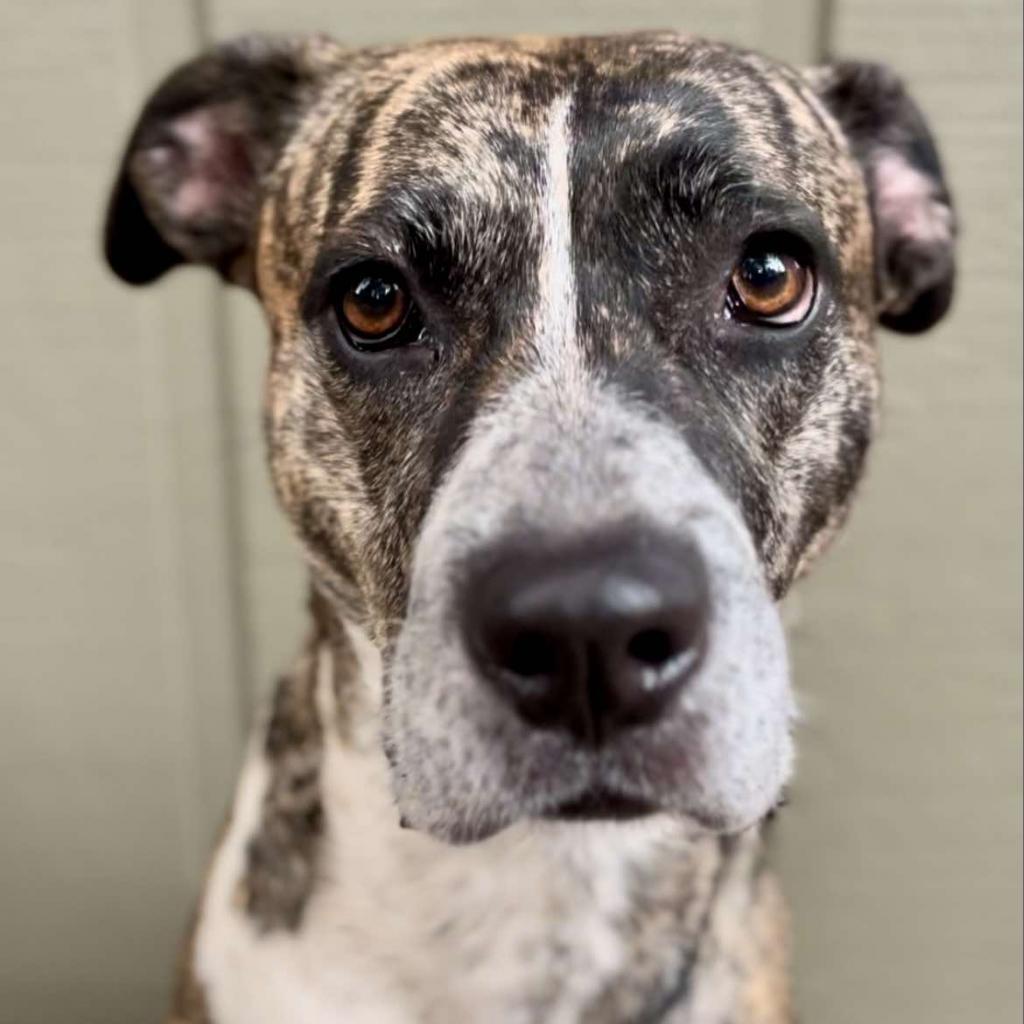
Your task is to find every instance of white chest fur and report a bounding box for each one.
[192,644,678,1024]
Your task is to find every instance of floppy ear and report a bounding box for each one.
[104,34,337,288]
[807,61,956,334]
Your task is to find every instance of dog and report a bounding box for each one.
[104,30,955,1024]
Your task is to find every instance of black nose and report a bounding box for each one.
[462,532,709,745]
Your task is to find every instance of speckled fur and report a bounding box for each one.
[105,30,954,1024]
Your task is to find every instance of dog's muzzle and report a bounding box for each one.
[383,370,794,843]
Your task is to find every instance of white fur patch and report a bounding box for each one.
[191,638,676,1023]
[536,94,577,369]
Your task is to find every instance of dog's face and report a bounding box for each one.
[106,33,954,842]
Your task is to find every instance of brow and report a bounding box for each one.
[307,182,541,309]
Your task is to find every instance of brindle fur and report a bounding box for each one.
[105,30,954,1024]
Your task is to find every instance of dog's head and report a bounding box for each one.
[105,33,955,842]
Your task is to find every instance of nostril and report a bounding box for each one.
[625,627,678,668]
[496,629,561,678]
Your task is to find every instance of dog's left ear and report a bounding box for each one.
[807,61,956,334]
[105,34,339,288]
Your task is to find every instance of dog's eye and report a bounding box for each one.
[728,238,814,326]
[331,264,413,350]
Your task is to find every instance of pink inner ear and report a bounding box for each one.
[138,103,254,227]
[873,149,953,247]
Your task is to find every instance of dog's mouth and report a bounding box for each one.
[541,787,659,822]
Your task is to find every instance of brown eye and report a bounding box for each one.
[729,246,814,325]
[333,265,412,349]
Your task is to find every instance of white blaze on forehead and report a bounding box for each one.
[536,94,577,365]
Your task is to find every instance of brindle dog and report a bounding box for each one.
[104,31,955,1024]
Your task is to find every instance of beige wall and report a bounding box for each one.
[0,2,1019,1022]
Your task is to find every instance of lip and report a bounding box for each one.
[541,788,658,822]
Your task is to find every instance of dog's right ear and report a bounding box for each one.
[806,61,956,334]
[104,34,339,288]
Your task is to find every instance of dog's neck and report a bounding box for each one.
[225,589,790,1022]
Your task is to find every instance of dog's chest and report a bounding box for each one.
[192,721,659,1024]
